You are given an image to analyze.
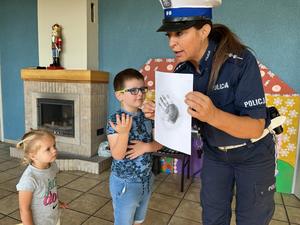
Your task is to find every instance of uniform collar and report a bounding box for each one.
[198,39,218,75]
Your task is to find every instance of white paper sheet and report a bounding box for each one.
[154,71,193,155]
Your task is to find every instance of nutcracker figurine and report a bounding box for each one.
[49,23,63,68]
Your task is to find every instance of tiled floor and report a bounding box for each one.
[0,142,299,225]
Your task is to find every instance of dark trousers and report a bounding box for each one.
[201,134,276,225]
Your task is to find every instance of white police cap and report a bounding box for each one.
[157,0,221,32]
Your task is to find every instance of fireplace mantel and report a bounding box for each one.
[21,68,109,83]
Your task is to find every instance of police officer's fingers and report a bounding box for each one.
[185,92,207,106]
[187,107,203,121]
[186,91,207,99]
[185,98,204,112]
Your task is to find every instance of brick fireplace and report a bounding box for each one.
[10,68,111,173]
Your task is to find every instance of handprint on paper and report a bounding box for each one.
[158,94,179,124]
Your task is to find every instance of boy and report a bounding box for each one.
[106,68,162,225]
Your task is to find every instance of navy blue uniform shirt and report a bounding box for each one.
[175,40,268,147]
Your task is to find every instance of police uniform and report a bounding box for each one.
[157,1,276,225]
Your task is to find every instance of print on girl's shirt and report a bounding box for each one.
[43,178,58,206]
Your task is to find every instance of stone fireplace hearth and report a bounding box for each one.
[10,68,111,173]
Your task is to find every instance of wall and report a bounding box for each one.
[0,0,38,141]
[38,0,99,70]
[99,0,300,115]
[0,0,299,140]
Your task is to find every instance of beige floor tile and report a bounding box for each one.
[69,193,110,215]
[272,205,288,221]
[168,216,201,225]
[82,216,113,225]
[66,170,87,176]
[0,188,13,199]
[165,174,189,184]
[60,209,89,225]
[58,187,83,203]
[0,160,21,171]
[155,172,169,181]
[0,216,20,224]
[94,200,114,222]
[65,176,100,192]
[0,193,19,215]
[0,178,19,192]
[57,172,80,186]
[191,178,201,188]
[282,194,300,208]
[286,206,300,224]
[184,186,200,203]
[88,180,111,198]
[0,171,19,184]
[148,193,181,215]
[9,209,21,220]
[155,181,189,198]
[0,153,12,160]
[274,192,283,204]
[0,158,6,163]
[152,180,162,192]
[143,209,171,225]
[84,170,110,182]
[4,165,26,176]
[269,220,289,225]
[174,199,201,223]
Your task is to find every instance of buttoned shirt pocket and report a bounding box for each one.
[210,88,235,113]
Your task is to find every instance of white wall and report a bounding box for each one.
[38,0,98,69]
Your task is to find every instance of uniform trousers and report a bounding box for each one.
[201,134,276,225]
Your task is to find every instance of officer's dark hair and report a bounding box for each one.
[113,68,144,92]
[193,21,247,92]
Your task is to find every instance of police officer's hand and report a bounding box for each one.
[109,113,132,134]
[185,91,218,124]
[142,101,155,120]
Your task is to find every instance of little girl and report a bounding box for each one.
[16,129,67,225]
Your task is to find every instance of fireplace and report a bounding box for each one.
[37,98,74,137]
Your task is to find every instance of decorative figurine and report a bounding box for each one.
[49,23,63,69]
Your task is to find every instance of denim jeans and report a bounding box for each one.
[110,173,154,225]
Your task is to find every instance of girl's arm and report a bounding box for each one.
[19,191,34,225]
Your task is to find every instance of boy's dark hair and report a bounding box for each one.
[113,68,145,91]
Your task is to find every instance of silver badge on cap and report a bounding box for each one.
[161,0,172,8]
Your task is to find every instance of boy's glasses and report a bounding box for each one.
[118,87,148,95]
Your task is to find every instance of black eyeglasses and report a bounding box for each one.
[118,87,148,95]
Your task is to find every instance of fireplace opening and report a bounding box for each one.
[37,98,74,137]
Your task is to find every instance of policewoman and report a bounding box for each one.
[143,0,277,224]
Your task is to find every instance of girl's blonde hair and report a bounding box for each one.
[16,129,55,165]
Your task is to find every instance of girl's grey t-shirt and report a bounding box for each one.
[16,162,59,225]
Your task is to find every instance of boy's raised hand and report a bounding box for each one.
[109,113,132,134]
